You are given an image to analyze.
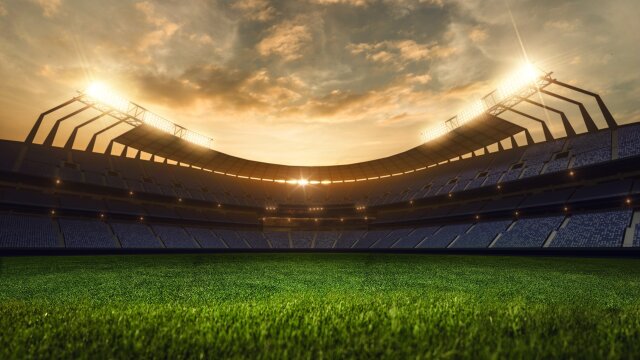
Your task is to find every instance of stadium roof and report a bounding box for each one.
[112,113,526,181]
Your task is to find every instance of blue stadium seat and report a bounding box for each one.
[59,218,117,248]
[493,215,564,248]
[264,232,290,248]
[152,225,199,248]
[393,226,440,248]
[450,220,512,248]
[550,210,631,247]
[185,227,227,248]
[110,222,163,248]
[214,229,249,248]
[290,231,314,248]
[618,124,640,158]
[417,223,471,248]
[335,231,365,249]
[314,232,339,248]
[0,213,59,248]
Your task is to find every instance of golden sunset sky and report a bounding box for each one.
[0,0,638,165]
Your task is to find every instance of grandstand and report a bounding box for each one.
[1,70,639,252]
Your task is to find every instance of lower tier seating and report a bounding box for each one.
[0,208,636,249]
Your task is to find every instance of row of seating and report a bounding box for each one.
[0,209,635,249]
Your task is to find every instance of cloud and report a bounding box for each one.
[310,0,370,6]
[31,0,61,17]
[231,0,276,22]
[135,2,180,53]
[348,39,456,69]
[257,17,313,62]
[468,27,487,43]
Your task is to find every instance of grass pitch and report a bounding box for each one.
[1,254,640,359]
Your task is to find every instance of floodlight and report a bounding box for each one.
[298,179,309,186]
[142,112,174,133]
[458,100,487,125]
[496,62,539,100]
[422,123,449,142]
[85,82,130,113]
[183,130,212,148]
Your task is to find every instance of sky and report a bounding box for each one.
[0,0,638,166]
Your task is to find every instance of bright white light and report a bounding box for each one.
[183,130,211,148]
[298,179,309,186]
[85,82,130,113]
[422,123,449,142]
[458,100,487,125]
[496,63,539,100]
[143,112,174,133]
[84,81,213,149]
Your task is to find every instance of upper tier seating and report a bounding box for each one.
[618,124,640,159]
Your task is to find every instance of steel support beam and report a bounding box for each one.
[540,89,599,133]
[548,79,617,129]
[519,97,577,137]
[64,111,113,150]
[25,98,79,144]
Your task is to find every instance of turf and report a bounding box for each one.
[1,254,639,359]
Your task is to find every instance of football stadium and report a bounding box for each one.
[1,1,639,358]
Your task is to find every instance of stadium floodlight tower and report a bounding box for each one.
[26,81,213,151]
[83,82,213,149]
[422,63,545,143]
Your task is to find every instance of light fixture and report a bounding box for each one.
[422,62,541,143]
[86,82,130,113]
[84,82,213,149]
[496,62,539,101]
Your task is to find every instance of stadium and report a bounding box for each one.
[2,68,639,252]
[1,1,640,358]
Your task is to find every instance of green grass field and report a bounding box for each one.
[1,254,640,359]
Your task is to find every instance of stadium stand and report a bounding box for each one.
[264,232,290,249]
[1,112,639,250]
[550,210,632,247]
[185,227,227,248]
[152,225,199,248]
[492,216,564,248]
[618,124,640,159]
[417,223,471,248]
[110,222,163,248]
[59,218,117,248]
[314,232,339,248]
[450,220,512,248]
[0,213,59,248]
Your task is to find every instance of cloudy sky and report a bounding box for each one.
[0,0,638,165]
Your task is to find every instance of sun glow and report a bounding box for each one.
[83,82,213,149]
[422,62,541,143]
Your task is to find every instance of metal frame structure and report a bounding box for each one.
[25,72,618,183]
